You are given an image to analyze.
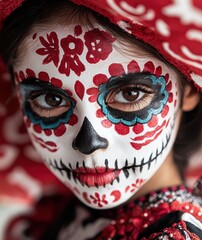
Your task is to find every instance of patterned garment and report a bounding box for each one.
[38,185,202,240]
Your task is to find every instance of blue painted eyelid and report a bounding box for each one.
[25,108,74,129]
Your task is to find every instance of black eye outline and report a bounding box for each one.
[105,84,155,112]
[19,78,75,129]
[28,92,71,116]
[97,72,169,126]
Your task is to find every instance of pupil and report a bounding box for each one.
[45,94,62,106]
[123,89,138,101]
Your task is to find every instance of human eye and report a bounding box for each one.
[19,78,75,129]
[29,91,71,118]
[98,72,169,126]
[106,84,155,112]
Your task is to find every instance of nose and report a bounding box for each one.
[72,117,109,155]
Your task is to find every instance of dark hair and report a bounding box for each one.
[1,0,202,179]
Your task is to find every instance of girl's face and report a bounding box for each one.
[14,23,181,209]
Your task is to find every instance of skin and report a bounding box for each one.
[13,22,197,209]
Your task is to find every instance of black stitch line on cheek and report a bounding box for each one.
[69,163,73,170]
[139,159,144,173]
[60,159,71,180]
[148,152,153,170]
[123,168,129,178]
[83,161,87,172]
[105,159,109,171]
[125,159,128,167]
[54,159,63,176]
[115,159,118,170]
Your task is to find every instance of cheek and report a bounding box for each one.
[93,79,177,151]
[24,117,75,154]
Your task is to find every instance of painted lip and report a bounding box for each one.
[73,167,121,187]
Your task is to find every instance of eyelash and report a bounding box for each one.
[28,91,71,118]
[106,84,155,112]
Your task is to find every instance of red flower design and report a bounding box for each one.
[59,35,85,76]
[89,192,108,208]
[36,31,60,67]
[84,28,115,63]
[125,179,145,193]
[87,60,166,136]
[86,73,108,102]
[16,69,78,133]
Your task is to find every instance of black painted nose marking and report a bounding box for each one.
[72,117,108,155]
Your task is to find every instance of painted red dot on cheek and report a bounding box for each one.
[101,119,112,128]
[51,78,63,88]
[166,81,172,92]
[26,68,36,78]
[148,115,158,128]
[93,74,108,86]
[33,124,42,133]
[161,105,169,118]
[127,60,140,73]
[75,80,85,100]
[168,93,173,103]
[86,88,99,103]
[115,123,130,135]
[74,25,82,36]
[68,114,78,126]
[38,72,49,82]
[164,73,169,83]
[132,123,144,134]
[96,109,104,118]
[108,63,124,77]
[143,61,155,73]
[53,124,67,137]
[19,71,25,81]
[32,33,37,40]
[44,129,52,136]
[155,66,162,77]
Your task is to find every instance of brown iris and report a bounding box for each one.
[106,84,154,112]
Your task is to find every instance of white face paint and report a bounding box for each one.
[14,23,181,209]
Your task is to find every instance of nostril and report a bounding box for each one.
[72,117,108,155]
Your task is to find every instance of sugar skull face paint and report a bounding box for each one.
[14,23,181,209]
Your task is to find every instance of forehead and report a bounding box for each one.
[14,22,175,89]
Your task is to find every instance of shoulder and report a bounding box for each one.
[140,210,202,239]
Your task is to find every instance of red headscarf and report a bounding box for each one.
[1,0,202,91]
